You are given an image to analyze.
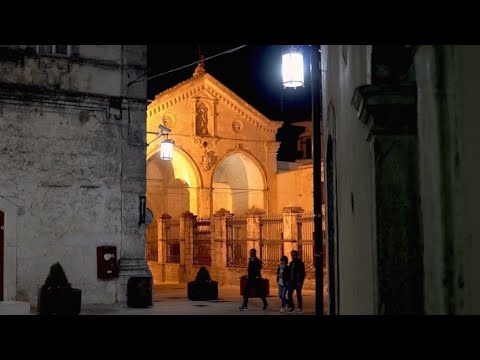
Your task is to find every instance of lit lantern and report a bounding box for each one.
[160,139,173,160]
[282,47,304,88]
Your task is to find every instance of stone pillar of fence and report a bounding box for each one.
[212,208,232,284]
[283,206,303,255]
[179,211,195,282]
[157,213,171,264]
[246,206,265,254]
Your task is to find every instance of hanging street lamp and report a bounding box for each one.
[282,46,305,88]
[282,44,324,315]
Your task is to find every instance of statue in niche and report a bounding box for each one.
[196,101,210,136]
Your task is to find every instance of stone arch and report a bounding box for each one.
[211,151,267,215]
[147,146,203,218]
[0,196,18,301]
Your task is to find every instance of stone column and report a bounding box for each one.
[283,206,304,255]
[352,83,422,314]
[179,211,195,282]
[246,206,265,254]
[198,187,212,218]
[116,100,151,305]
[265,142,281,213]
[212,208,232,284]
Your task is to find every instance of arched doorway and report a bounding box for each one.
[212,152,266,215]
[146,148,201,219]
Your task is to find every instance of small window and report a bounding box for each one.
[55,45,68,55]
[36,45,71,56]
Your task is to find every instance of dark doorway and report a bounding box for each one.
[0,210,4,301]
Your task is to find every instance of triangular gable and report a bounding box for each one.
[147,72,283,137]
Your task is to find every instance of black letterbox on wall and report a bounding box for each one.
[97,246,118,280]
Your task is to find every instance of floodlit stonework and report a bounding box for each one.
[146,64,320,291]
[146,63,283,219]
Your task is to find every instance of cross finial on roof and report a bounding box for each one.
[193,45,206,77]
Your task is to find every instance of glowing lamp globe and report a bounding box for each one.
[160,139,173,161]
[282,50,304,88]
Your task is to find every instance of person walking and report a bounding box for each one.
[277,255,290,312]
[239,248,268,311]
[287,250,306,314]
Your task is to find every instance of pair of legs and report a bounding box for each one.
[241,278,268,309]
[287,282,303,310]
[278,284,288,308]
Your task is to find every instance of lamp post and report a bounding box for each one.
[282,45,323,315]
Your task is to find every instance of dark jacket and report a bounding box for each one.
[277,264,291,285]
[289,259,305,283]
[247,256,263,279]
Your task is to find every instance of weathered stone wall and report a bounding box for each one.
[322,45,376,314]
[415,45,480,314]
[0,45,147,305]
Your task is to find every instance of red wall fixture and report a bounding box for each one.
[97,246,118,280]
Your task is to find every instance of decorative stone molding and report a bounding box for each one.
[265,142,280,153]
[282,206,304,214]
[160,213,172,220]
[162,112,176,129]
[214,208,232,217]
[193,137,219,152]
[351,84,417,142]
[246,205,266,216]
[38,57,70,88]
[0,62,16,74]
[148,74,283,135]
[232,119,244,133]
[181,210,196,219]
[200,151,217,171]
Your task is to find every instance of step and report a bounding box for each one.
[0,301,32,315]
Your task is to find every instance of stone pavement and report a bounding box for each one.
[78,283,318,315]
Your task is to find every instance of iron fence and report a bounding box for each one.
[298,213,315,277]
[260,215,284,269]
[146,222,158,262]
[166,219,180,263]
[226,216,247,268]
[193,218,211,266]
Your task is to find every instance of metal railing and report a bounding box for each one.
[193,218,211,266]
[298,213,315,277]
[260,215,284,269]
[226,216,247,268]
[146,222,158,262]
[166,219,180,263]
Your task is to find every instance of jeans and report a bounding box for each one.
[287,281,303,310]
[278,284,288,307]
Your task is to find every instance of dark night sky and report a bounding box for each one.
[147,44,312,123]
[147,44,313,161]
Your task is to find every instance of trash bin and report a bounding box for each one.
[127,277,152,308]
